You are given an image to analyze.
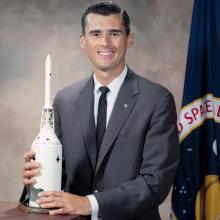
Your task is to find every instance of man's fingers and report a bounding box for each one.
[49,208,66,215]
[38,196,66,210]
[23,167,40,178]
[37,195,55,204]
[24,162,40,171]
[37,192,68,213]
[40,201,63,209]
[22,151,40,187]
[38,190,64,198]
[24,150,36,162]
[37,193,65,206]
[36,192,91,216]
[22,162,40,186]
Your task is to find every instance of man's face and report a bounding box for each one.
[80,13,133,74]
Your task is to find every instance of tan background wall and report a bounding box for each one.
[0,0,193,219]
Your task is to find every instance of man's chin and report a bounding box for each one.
[97,66,114,73]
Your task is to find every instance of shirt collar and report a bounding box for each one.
[93,65,128,94]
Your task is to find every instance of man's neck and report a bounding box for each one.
[93,65,126,86]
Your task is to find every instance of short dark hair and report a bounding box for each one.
[81,1,130,36]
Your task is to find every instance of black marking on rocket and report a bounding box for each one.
[30,186,44,202]
[56,156,60,163]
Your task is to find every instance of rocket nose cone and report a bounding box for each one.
[46,54,51,64]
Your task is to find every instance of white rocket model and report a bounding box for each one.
[29,54,62,208]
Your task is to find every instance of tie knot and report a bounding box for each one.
[99,86,109,95]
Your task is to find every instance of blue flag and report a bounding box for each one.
[171,0,220,219]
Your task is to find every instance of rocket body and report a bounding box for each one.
[29,125,62,208]
[29,55,62,208]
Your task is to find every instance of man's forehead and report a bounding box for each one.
[85,13,124,30]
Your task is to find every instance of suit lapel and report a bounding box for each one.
[95,70,140,174]
[77,76,97,171]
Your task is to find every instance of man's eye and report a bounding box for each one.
[92,33,100,37]
[111,32,121,38]
[111,33,119,37]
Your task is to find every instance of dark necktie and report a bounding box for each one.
[96,86,109,155]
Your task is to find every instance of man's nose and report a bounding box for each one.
[100,33,111,46]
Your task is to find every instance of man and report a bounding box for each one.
[21,1,179,220]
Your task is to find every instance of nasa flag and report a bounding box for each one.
[171,0,220,219]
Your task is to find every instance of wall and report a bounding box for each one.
[0,0,193,219]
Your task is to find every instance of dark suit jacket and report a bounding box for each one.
[52,68,179,220]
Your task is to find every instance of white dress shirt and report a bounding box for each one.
[87,65,128,220]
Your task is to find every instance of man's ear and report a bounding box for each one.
[80,34,86,49]
[127,32,134,49]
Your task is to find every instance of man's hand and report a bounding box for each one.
[22,150,40,186]
[37,191,92,216]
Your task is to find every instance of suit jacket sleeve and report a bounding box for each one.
[94,90,180,219]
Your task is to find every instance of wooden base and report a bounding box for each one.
[18,203,52,214]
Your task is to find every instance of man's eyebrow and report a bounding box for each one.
[108,29,123,33]
[88,30,101,34]
[88,29,123,34]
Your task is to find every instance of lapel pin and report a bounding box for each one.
[124,104,128,108]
